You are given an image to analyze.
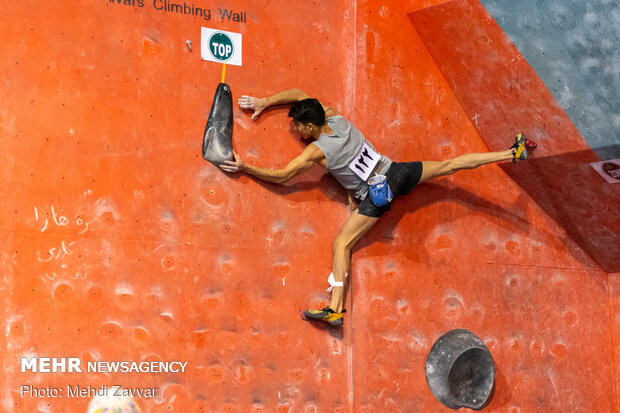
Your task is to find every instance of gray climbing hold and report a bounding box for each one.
[425,329,495,410]
[202,82,233,166]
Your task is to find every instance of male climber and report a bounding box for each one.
[220,89,528,327]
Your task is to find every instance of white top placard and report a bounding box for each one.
[201,27,242,66]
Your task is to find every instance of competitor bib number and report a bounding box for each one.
[348,142,380,181]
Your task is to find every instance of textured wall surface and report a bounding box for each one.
[480,0,620,159]
[1,0,618,412]
[410,0,620,273]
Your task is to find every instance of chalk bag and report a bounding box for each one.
[368,174,393,207]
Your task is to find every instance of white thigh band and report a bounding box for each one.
[327,272,348,292]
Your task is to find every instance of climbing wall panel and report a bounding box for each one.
[2,0,355,411]
[2,0,618,412]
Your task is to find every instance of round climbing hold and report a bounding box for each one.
[425,329,495,410]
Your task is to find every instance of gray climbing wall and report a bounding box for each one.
[480,0,620,158]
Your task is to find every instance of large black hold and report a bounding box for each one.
[425,329,495,410]
[202,82,233,166]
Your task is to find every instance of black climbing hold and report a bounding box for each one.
[425,329,495,410]
[202,82,233,166]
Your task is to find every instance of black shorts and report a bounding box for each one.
[357,161,423,218]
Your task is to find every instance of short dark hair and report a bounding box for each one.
[288,98,325,126]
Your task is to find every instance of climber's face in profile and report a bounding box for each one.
[293,121,316,140]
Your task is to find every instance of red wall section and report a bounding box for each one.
[350,2,616,411]
[610,273,620,411]
[1,0,618,412]
[409,0,620,273]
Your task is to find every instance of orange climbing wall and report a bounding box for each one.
[1,0,618,412]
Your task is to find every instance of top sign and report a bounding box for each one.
[201,27,242,66]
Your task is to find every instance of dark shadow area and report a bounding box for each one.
[483,366,512,409]
[353,179,581,268]
[499,147,620,273]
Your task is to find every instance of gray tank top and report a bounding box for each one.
[312,115,392,200]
